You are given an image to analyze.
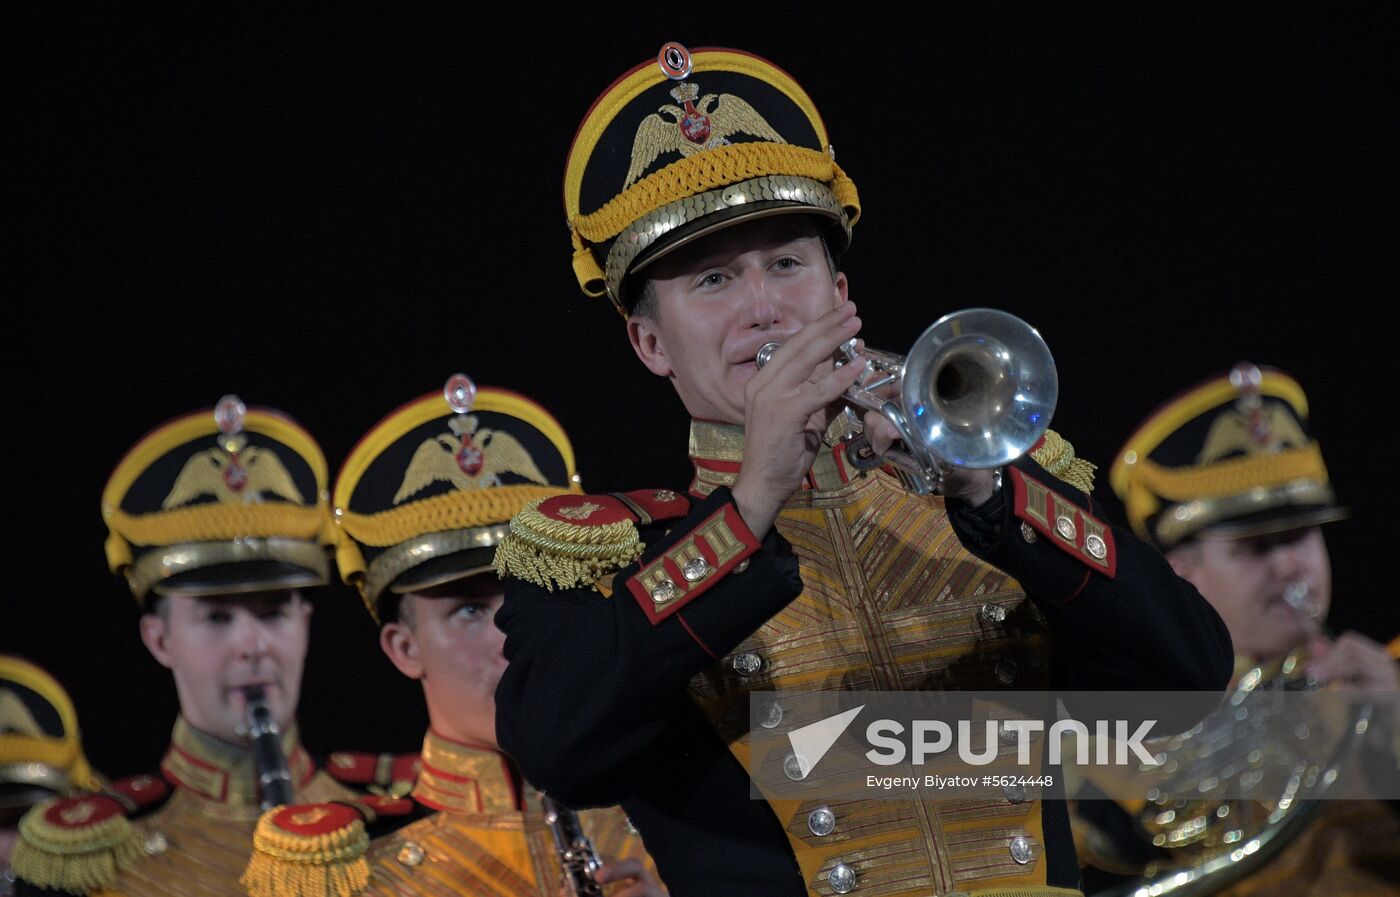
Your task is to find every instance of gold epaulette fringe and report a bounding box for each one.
[1031,429,1097,495]
[493,497,643,592]
[241,805,369,897]
[11,797,143,895]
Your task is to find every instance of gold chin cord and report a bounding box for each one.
[540,794,604,897]
[756,307,1058,495]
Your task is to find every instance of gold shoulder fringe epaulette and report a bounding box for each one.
[1031,429,1097,495]
[241,803,369,897]
[493,493,649,592]
[11,794,143,894]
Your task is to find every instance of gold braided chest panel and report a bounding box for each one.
[363,800,649,897]
[688,471,1058,897]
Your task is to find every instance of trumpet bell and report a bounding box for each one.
[901,308,1058,469]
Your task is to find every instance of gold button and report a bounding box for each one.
[1055,515,1076,540]
[1085,534,1107,559]
[733,559,750,573]
[1019,521,1037,543]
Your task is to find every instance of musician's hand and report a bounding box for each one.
[1309,632,1399,752]
[938,468,998,508]
[1309,632,1400,692]
[860,410,997,507]
[595,857,668,896]
[733,301,867,538]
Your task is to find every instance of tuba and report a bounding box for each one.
[1081,602,1372,897]
[756,308,1058,494]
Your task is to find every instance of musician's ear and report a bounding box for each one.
[379,618,423,680]
[1165,542,1200,581]
[139,611,174,669]
[627,312,672,378]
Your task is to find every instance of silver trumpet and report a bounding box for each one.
[541,794,604,897]
[756,308,1058,494]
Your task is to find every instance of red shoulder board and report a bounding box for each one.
[108,772,170,812]
[325,752,421,789]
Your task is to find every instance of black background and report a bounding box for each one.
[9,5,1397,779]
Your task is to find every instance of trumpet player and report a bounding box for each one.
[319,378,663,896]
[1073,362,1400,897]
[490,41,1234,897]
[11,396,357,897]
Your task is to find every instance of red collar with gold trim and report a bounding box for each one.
[159,716,314,805]
[410,731,523,815]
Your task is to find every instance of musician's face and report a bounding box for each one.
[628,216,848,425]
[139,590,312,743]
[380,576,506,749]
[1168,526,1332,660]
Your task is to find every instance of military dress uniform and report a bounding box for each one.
[1068,363,1400,897]
[1,656,104,826]
[250,377,657,897]
[12,396,358,897]
[2,656,106,897]
[489,43,1235,897]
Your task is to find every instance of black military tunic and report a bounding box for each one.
[495,424,1233,897]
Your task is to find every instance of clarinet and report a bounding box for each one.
[541,793,604,896]
[243,685,295,810]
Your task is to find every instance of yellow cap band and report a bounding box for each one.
[573,143,853,244]
[1119,444,1328,540]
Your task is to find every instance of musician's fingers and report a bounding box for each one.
[1314,632,1400,691]
[861,410,903,456]
[598,858,667,896]
[596,857,645,883]
[760,303,860,390]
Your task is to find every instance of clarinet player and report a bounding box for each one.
[315,377,666,896]
[11,395,358,897]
